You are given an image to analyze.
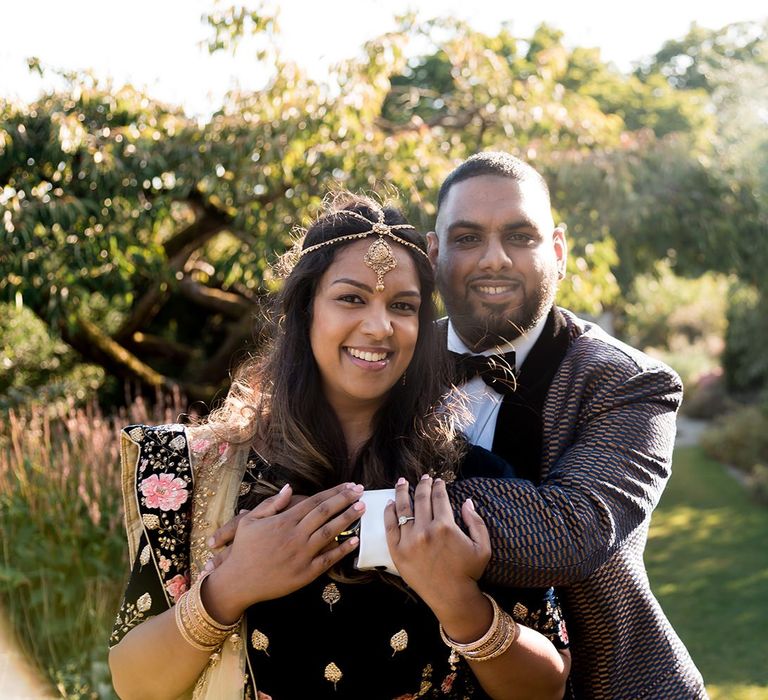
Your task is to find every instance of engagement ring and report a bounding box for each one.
[397,515,415,527]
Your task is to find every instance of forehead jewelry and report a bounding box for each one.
[298,208,428,292]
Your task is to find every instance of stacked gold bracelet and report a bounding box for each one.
[174,570,240,652]
[439,593,519,667]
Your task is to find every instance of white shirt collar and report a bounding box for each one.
[446,312,548,370]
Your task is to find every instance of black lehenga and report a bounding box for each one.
[111,431,568,700]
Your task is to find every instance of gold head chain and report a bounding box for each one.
[298,208,429,291]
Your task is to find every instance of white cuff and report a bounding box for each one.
[354,488,400,576]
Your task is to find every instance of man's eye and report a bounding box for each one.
[509,233,533,243]
[455,234,479,244]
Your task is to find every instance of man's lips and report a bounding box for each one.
[470,280,522,298]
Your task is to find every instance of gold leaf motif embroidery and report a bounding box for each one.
[390,628,408,655]
[322,582,341,610]
[250,629,270,655]
[513,602,528,619]
[324,662,342,689]
[129,427,144,441]
[137,593,152,612]
[239,482,252,496]
[139,544,151,566]
[169,435,186,451]
[142,514,161,529]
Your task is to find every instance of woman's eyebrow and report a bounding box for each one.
[331,278,373,292]
[331,279,421,298]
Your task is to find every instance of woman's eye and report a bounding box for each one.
[392,302,417,312]
[338,294,363,304]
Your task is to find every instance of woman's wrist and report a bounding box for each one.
[199,567,247,625]
[429,583,493,644]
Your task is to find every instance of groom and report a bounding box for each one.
[432,151,706,699]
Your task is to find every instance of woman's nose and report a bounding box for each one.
[361,306,394,338]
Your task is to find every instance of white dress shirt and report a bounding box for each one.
[447,315,548,449]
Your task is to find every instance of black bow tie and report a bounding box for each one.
[450,350,517,395]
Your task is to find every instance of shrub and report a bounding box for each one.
[0,392,187,699]
[722,284,768,393]
[701,404,768,479]
[619,262,731,388]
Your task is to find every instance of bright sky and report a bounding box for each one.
[3,0,766,116]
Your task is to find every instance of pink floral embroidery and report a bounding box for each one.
[190,438,211,452]
[218,443,228,456]
[158,555,171,573]
[559,619,569,644]
[139,473,189,511]
[165,573,189,602]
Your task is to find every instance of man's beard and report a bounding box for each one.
[440,271,558,351]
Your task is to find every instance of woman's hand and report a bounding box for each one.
[384,475,491,618]
[202,482,365,623]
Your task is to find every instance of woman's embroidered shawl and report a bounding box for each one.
[111,423,252,700]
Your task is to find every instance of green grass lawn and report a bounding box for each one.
[647,446,768,700]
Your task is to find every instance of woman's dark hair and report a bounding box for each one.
[209,193,465,501]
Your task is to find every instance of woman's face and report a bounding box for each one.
[310,238,421,416]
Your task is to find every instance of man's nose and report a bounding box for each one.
[478,236,512,272]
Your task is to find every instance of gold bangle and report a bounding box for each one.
[439,594,518,664]
[175,591,221,651]
[174,572,240,652]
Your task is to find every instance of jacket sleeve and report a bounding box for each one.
[448,352,682,588]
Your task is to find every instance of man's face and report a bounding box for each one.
[428,175,566,351]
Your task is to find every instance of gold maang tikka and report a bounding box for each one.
[298,208,428,292]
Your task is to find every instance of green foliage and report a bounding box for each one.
[723,285,768,392]
[701,404,768,477]
[0,302,104,409]
[557,236,620,317]
[618,262,730,385]
[636,21,768,93]
[0,395,187,698]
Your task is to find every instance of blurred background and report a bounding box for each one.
[1,1,766,697]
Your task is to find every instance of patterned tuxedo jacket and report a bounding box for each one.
[449,309,707,699]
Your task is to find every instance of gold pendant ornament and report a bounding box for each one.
[322,582,341,610]
[250,629,270,655]
[297,207,428,292]
[390,628,408,656]
[324,661,343,689]
[364,235,398,292]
